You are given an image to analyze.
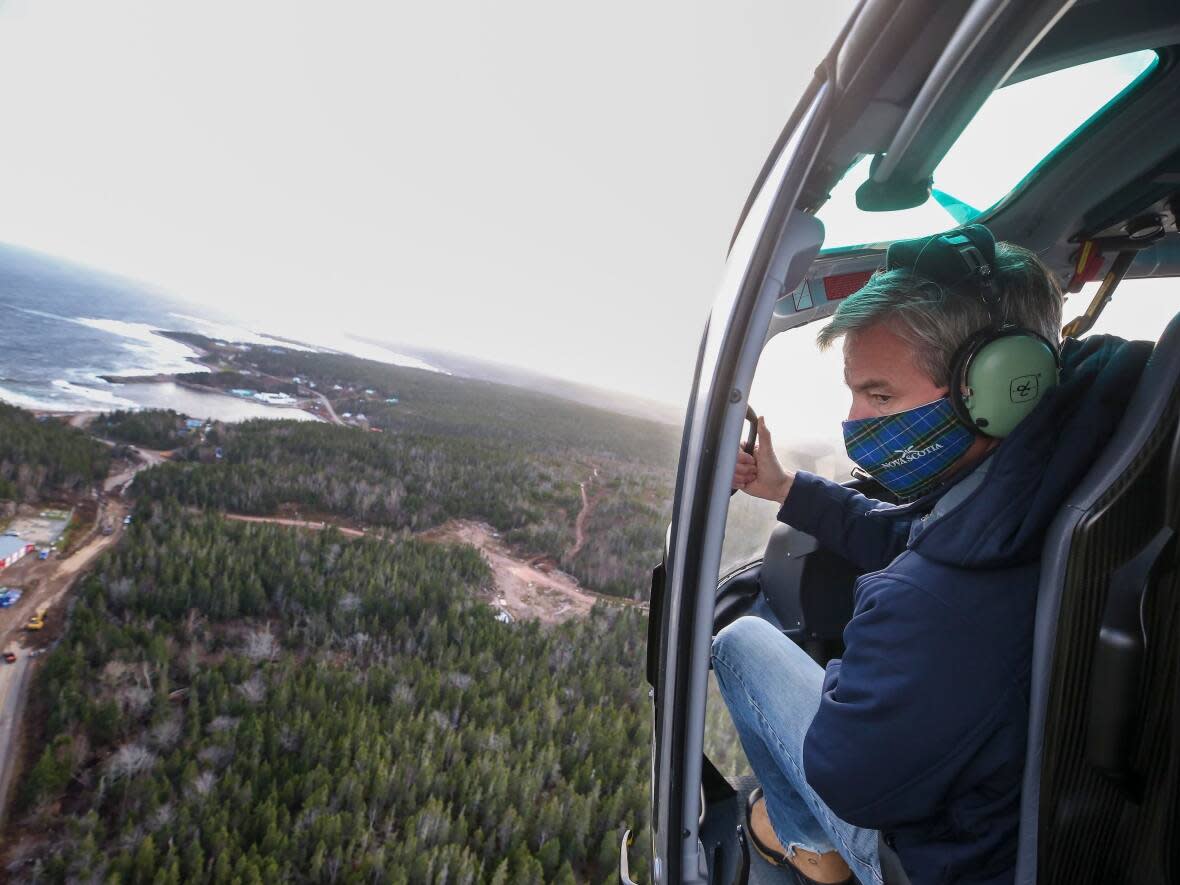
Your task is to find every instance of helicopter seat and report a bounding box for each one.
[1015,310,1180,885]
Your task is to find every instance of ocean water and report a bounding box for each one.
[0,244,212,412]
[0,242,439,420]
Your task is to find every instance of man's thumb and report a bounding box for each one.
[756,417,772,448]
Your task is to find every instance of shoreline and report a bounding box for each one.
[25,378,321,423]
[14,328,323,421]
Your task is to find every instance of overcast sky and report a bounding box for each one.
[0,0,854,405]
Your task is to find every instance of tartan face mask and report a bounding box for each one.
[841,396,976,500]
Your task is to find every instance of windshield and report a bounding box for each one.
[818,49,1158,250]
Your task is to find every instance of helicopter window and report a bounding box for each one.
[1080,277,1180,341]
[704,672,754,780]
[816,50,1158,252]
[719,322,852,578]
[709,323,851,779]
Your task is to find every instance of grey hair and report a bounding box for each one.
[815,242,1064,386]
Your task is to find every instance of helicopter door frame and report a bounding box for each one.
[649,85,830,882]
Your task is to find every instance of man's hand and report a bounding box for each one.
[732,418,794,504]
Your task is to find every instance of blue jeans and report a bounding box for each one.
[712,616,883,885]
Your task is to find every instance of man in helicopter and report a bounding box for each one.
[718,224,1150,885]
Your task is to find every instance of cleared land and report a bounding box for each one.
[423,519,598,624]
[3,510,71,548]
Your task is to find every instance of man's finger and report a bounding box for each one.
[736,451,755,466]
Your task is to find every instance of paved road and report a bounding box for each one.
[309,390,344,425]
[0,653,32,826]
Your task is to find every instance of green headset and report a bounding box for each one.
[885,224,1060,438]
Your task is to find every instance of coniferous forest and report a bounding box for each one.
[17,506,652,883]
[0,403,110,504]
[133,416,669,601]
[0,336,682,883]
[91,409,190,451]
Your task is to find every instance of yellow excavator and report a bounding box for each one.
[25,609,45,631]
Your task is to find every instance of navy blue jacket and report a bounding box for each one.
[778,335,1152,884]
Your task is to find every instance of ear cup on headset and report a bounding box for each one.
[949,328,1060,438]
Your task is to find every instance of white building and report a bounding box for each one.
[254,392,298,406]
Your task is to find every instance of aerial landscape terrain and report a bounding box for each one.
[0,294,683,882]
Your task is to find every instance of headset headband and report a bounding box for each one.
[886,224,1001,320]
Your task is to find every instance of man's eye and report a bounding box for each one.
[871,394,892,406]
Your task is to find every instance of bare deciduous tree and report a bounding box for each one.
[237,672,267,704]
[107,743,156,781]
[243,625,277,661]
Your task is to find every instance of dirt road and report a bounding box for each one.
[104,446,167,494]
[567,467,599,560]
[224,513,366,538]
